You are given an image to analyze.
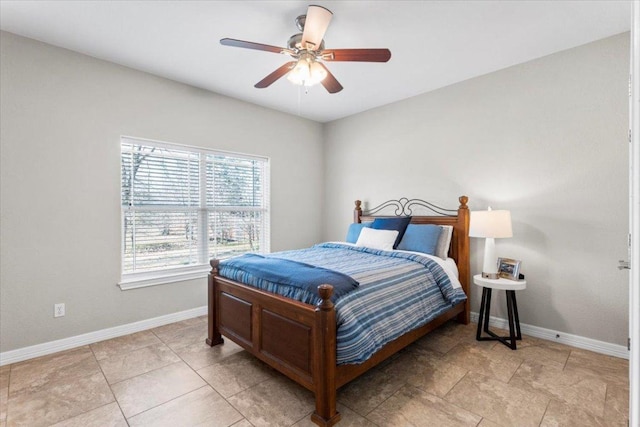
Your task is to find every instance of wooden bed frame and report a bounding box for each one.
[207,196,470,426]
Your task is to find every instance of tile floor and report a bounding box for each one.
[0,317,629,426]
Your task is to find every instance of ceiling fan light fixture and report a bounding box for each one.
[286,56,327,87]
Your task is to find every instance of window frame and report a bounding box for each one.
[118,136,270,290]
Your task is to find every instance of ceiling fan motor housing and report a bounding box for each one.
[288,33,325,53]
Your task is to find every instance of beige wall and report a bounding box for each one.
[0,32,324,352]
[323,33,630,346]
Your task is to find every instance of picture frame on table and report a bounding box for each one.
[497,257,521,280]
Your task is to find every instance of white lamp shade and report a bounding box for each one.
[469,210,513,238]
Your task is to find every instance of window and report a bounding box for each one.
[120,137,269,289]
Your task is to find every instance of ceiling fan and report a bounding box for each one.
[220,5,391,94]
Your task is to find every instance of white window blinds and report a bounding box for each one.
[121,137,269,281]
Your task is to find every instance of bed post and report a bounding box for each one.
[456,196,471,325]
[354,200,362,223]
[206,259,224,346]
[311,284,341,426]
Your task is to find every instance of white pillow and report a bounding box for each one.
[355,227,399,251]
[435,225,453,260]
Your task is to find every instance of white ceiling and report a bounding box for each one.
[0,1,631,123]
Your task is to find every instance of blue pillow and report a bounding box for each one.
[397,224,441,255]
[345,222,372,243]
[371,217,412,249]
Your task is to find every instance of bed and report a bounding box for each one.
[206,196,470,426]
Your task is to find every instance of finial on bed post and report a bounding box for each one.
[459,195,469,209]
[317,284,334,310]
[354,200,362,223]
[210,259,220,275]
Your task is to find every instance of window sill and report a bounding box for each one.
[118,266,210,290]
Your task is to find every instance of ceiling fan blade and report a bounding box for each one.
[322,48,391,62]
[255,62,296,88]
[301,5,333,51]
[317,63,343,94]
[220,38,288,54]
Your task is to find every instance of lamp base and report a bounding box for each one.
[481,238,499,280]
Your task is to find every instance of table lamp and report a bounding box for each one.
[469,207,513,279]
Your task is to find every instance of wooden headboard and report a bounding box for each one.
[353,196,470,321]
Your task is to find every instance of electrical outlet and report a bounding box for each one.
[54,303,65,318]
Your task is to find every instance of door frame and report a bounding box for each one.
[629,1,639,424]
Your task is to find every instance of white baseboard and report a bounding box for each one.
[0,306,207,366]
[0,306,628,366]
[471,311,629,360]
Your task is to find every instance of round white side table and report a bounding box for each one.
[474,274,527,350]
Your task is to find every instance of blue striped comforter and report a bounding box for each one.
[218,242,467,364]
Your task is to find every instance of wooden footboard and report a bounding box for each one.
[207,260,341,425]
